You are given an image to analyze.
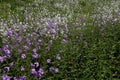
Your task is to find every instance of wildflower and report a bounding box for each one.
[21,66,25,71]
[19,76,26,80]
[33,32,37,36]
[23,46,29,50]
[49,29,56,34]
[7,29,12,35]
[4,49,11,55]
[30,68,37,75]
[56,54,61,60]
[0,56,4,62]
[54,68,59,73]
[17,36,22,42]
[49,67,55,72]
[33,48,37,53]
[38,39,42,43]
[34,62,39,68]
[3,45,9,51]
[32,53,39,59]
[31,62,39,68]
[13,77,18,80]
[9,62,14,67]
[47,22,54,28]
[37,68,44,77]
[4,66,10,72]
[61,39,68,44]
[2,75,11,80]
[21,54,26,59]
[45,47,50,51]
[47,59,51,64]
[47,40,53,46]
[2,39,7,44]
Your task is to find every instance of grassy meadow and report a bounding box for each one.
[0,0,120,80]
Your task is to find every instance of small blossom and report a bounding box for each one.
[2,39,7,44]
[61,39,68,44]
[47,59,51,64]
[0,56,5,62]
[49,67,55,72]
[33,32,37,36]
[4,66,10,72]
[47,22,54,28]
[38,39,42,43]
[34,62,39,68]
[19,76,26,80]
[3,45,9,51]
[54,68,59,73]
[4,49,11,55]
[23,46,29,50]
[31,68,37,75]
[21,66,25,71]
[2,75,11,80]
[33,48,37,53]
[17,36,22,42]
[9,62,14,67]
[21,54,26,59]
[47,40,53,46]
[31,62,39,68]
[37,68,44,77]
[7,29,12,35]
[13,77,18,80]
[32,53,39,59]
[56,54,61,60]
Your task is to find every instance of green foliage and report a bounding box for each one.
[0,0,120,80]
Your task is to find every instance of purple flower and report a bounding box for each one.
[32,48,37,53]
[49,29,56,34]
[21,66,25,71]
[4,66,10,72]
[32,53,39,59]
[2,75,11,80]
[54,68,59,73]
[21,54,26,59]
[47,59,51,64]
[30,68,37,75]
[7,29,12,35]
[61,39,68,44]
[19,76,26,80]
[34,62,39,68]
[23,46,29,50]
[0,56,5,62]
[2,39,7,44]
[9,62,14,67]
[17,36,22,42]
[4,49,11,55]
[47,40,53,46]
[56,54,61,60]
[31,62,39,68]
[38,39,42,43]
[3,45,9,51]
[31,68,44,77]
[49,67,55,72]
[33,32,37,36]
[13,77,18,80]
[37,68,44,77]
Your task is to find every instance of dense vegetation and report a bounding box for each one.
[0,0,120,80]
